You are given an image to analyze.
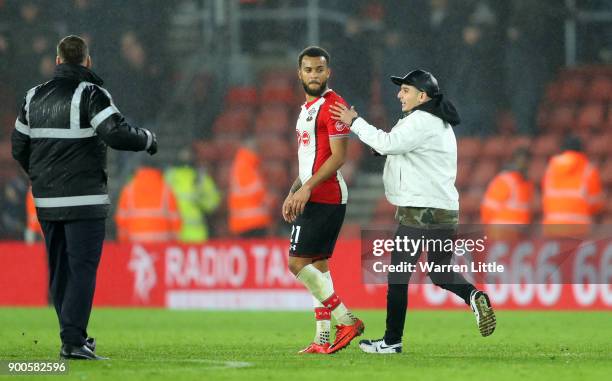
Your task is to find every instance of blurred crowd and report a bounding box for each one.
[1,0,611,241]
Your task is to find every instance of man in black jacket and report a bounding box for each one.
[11,35,158,360]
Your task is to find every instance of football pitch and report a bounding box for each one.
[0,308,610,380]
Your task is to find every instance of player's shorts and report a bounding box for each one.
[288,201,346,259]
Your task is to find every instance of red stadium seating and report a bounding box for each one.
[585,76,612,102]
[212,135,241,161]
[546,104,576,131]
[455,161,473,190]
[457,137,481,162]
[482,136,511,160]
[472,161,499,187]
[192,140,218,164]
[576,103,605,131]
[254,105,290,135]
[258,136,293,161]
[531,134,560,158]
[586,133,612,162]
[459,190,482,224]
[212,108,254,135]
[261,161,290,190]
[558,78,586,102]
[600,161,612,187]
[527,157,548,182]
[225,86,258,107]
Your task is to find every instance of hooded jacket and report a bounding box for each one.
[350,98,460,210]
[11,63,154,221]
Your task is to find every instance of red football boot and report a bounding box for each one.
[328,319,365,354]
[298,342,330,354]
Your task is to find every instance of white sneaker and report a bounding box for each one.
[359,338,402,354]
[470,290,496,337]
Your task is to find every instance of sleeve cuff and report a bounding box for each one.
[144,129,153,149]
[350,117,366,133]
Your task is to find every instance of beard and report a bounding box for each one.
[302,79,328,97]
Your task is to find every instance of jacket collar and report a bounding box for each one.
[53,63,104,86]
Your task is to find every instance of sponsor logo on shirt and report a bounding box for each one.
[335,121,349,132]
[297,130,311,146]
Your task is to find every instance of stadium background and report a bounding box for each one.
[0,0,611,312]
[0,2,611,380]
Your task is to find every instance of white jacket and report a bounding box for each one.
[351,110,459,210]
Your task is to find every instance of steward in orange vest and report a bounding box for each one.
[481,148,534,239]
[25,186,43,243]
[542,137,603,237]
[228,143,271,237]
[115,166,181,242]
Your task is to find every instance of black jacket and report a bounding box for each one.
[11,64,154,221]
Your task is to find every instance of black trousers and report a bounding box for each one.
[40,218,105,346]
[384,224,476,344]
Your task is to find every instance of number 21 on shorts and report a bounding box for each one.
[290,225,301,244]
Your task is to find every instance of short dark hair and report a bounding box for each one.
[57,35,89,65]
[298,46,330,67]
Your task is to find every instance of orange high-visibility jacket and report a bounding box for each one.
[228,147,271,235]
[542,151,603,225]
[115,167,181,242]
[481,170,534,225]
[26,187,42,234]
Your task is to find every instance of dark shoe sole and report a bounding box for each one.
[473,292,496,337]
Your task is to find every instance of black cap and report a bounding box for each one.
[391,69,440,97]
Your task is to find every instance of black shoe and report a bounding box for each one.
[85,337,96,352]
[60,344,108,360]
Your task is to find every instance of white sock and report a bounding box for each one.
[322,271,356,326]
[312,296,330,344]
[296,265,333,301]
[297,265,356,326]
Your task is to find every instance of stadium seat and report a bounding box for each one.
[254,105,290,135]
[482,136,510,160]
[531,134,560,158]
[225,86,258,107]
[457,137,481,162]
[558,77,586,102]
[455,161,473,189]
[599,161,612,187]
[212,135,241,161]
[212,108,253,135]
[527,157,548,182]
[261,161,290,190]
[192,140,217,164]
[214,162,233,190]
[258,136,293,161]
[546,104,576,131]
[586,133,612,162]
[472,161,499,187]
[260,82,297,105]
[509,136,531,152]
[460,191,482,224]
[576,103,604,131]
[585,76,612,102]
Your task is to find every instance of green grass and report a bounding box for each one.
[0,308,611,380]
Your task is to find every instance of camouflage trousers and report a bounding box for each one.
[395,206,459,230]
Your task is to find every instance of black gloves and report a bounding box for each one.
[146,131,158,155]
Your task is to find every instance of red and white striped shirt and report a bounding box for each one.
[295,89,350,204]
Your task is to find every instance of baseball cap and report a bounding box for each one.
[391,69,440,97]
